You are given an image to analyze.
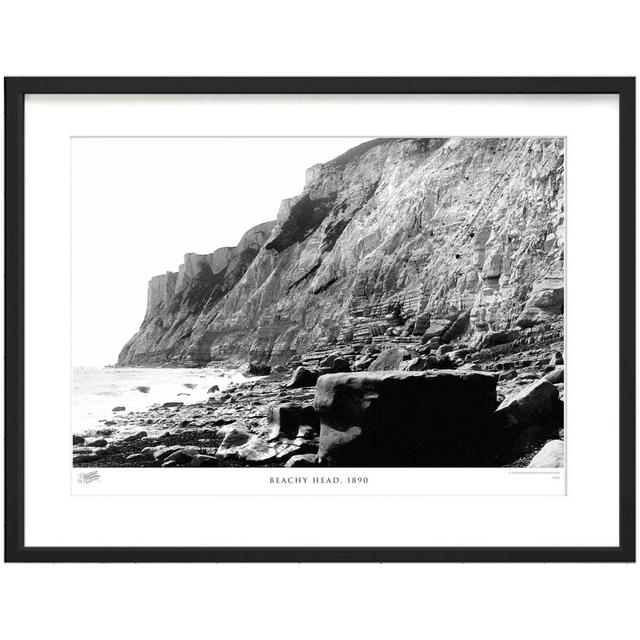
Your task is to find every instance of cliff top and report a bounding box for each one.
[325,138,401,167]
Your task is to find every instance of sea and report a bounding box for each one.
[72,366,247,437]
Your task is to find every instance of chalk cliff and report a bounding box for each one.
[117,137,564,367]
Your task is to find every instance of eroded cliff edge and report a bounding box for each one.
[118,137,564,367]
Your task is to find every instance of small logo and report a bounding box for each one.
[78,470,101,484]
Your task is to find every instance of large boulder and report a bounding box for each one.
[493,379,563,462]
[528,439,564,468]
[516,277,564,328]
[496,378,562,426]
[315,370,498,466]
[368,347,416,372]
[285,366,320,388]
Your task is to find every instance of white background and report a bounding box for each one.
[1,2,638,639]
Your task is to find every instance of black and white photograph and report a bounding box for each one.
[2,2,638,636]
[72,135,565,470]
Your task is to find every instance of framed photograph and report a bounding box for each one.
[4,77,635,562]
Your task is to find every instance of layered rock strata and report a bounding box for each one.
[118,137,564,368]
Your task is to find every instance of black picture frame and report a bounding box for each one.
[4,77,636,563]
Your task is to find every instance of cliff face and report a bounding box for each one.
[117,221,275,366]
[118,137,564,367]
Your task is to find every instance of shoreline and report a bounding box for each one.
[73,342,565,469]
[73,371,319,468]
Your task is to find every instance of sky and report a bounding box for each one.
[71,136,373,366]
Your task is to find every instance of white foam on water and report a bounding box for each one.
[72,366,246,436]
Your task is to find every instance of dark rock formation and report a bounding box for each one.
[493,379,563,462]
[496,378,562,428]
[315,370,498,466]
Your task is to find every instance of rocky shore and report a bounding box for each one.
[86,137,566,469]
[74,322,565,469]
